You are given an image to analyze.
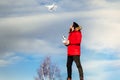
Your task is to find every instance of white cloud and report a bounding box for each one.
[84,60,120,71]
[83,59,120,80]
[57,0,120,12]
[0,14,66,63]
[0,54,23,67]
[12,39,64,54]
[84,0,120,9]
[81,9,120,53]
[0,0,37,6]
[0,0,47,17]
[0,60,10,67]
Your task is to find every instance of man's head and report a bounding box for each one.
[70,22,82,32]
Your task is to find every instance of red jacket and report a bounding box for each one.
[67,30,82,56]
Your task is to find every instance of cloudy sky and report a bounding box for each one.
[0,0,120,80]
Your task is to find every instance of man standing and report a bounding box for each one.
[63,22,84,80]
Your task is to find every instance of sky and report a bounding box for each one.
[0,0,120,80]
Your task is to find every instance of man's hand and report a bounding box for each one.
[63,40,70,46]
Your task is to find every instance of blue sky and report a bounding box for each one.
[0,0,120,80]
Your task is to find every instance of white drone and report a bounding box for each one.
[45,3,57,11]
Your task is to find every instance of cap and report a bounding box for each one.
[73,22,79,28]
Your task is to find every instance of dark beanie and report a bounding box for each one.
[73,22,79,28]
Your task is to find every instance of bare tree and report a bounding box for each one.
[35,56,61,80]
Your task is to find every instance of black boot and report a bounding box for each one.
[67,77,71,80]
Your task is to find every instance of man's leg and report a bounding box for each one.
[67,56,73,80]
[73,56,84,80]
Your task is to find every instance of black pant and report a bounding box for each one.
[67,56,83,80]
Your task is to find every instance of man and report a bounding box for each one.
[63,22,84,80]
